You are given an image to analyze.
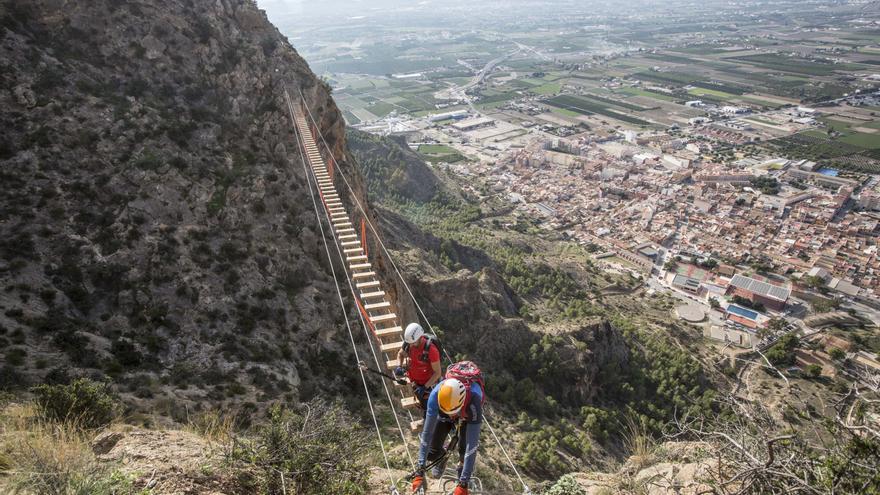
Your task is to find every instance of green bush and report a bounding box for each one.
[543,474,586,495]
[31,378,119,428]
[234,400,368,495]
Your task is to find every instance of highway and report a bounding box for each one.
[436,48,522,113]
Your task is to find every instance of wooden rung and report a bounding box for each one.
[357,280,380,289]
[341,240,361,247]
[386,358,401,370]
[337,228,355,234]
[344,247,363,254]
[401,397,420,410]
[347,255,368,262]
[365,301,391,311]
[361,290,385,300]
[326,202,343,207]
[350,263,372,270]
[339,234,359,240]
[380,341,403,353]
[329,207,346,212]
[410,419,424,432]
[371,313,396,324]
[334,221,352,227]
[375,326,402,338]
[352,271,376,279]
[331,213,348,219]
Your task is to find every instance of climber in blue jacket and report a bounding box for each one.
[411,375,483,495]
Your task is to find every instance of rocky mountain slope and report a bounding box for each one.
[0,0,402,419]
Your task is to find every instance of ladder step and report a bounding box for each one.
[347,255,368,262]
[334,221,352,227]
[361,290,385,299]
[341,240,361,247]
[357,280,381,289]
[386,358,401,370]
[337,228,355,234]
[380,341,404,353]
[344,247,363,254]
[350,263,372,270]
[376,326,402,338]
[329,207,346,213]
[339,234,359,240]
[365,301,391,311]
[401,397,420,410]
[353,271,376,279]
[371,313,397,324]
[410,419,424,432]
[331,213,348,219]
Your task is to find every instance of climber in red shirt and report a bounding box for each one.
[396,323,442,410]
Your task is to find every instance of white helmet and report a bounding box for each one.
[404,323,425,344]
[437,378,467,415]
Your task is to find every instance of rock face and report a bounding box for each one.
[0,0,380,414]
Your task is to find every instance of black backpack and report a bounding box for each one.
[403,336,443,364]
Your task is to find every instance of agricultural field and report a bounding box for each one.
[544,95,654,126]
[616,87,679,102]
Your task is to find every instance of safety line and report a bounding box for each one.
[298,90,532,494]
[284,89,397,490]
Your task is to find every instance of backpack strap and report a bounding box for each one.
[420,337,435,363]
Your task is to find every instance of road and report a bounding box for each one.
[436,48,522,114]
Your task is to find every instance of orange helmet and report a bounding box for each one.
[437,378,467,415]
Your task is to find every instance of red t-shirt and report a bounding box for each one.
[407,339,440,385]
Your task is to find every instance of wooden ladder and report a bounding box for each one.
[293,107,420,418]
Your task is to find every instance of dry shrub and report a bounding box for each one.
[0,402,135,495]
[186,409,237,445]
[622,414,655,470]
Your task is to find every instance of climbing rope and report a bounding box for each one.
[284,89,398,490]
[298,89,532,494]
